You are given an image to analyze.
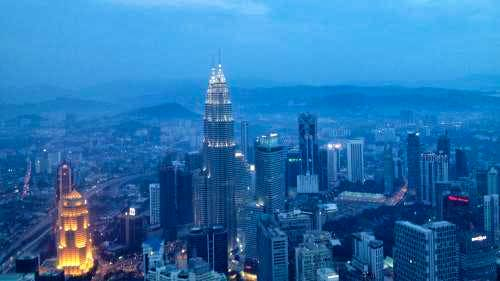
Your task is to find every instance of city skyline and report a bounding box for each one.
[1,61,500,281]
[1,2,500,281]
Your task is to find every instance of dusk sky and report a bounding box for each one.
[1,0,499,88]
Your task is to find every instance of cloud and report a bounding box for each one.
[105,0,269,15]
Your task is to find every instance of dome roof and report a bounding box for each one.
[64,190,82,200]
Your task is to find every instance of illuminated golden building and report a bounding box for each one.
[57,190,94,277]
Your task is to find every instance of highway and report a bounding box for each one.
[0,174,143,273]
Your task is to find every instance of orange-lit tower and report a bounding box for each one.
[56,190,94,277]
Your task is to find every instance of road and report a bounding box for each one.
[0,174,143,273]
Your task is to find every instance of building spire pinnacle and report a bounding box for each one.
[218,48,222,66]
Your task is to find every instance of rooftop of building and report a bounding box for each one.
[396,220,432,233]
[337,191,386,203]
[424,220,456,229]
[276,209,313,220]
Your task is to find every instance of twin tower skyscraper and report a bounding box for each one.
[202,64,236,242]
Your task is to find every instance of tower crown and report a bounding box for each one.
[209,64,226,85]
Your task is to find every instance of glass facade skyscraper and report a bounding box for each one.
[394,221,458,281]
[255,133,286,214]
[419,152,449,207]
[347,139,364,183]
[298,113,318,175]
[407,133,421,197]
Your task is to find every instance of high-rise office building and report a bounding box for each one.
[203,64,235,233]
[407,133,421,196]
[276,210,314,281]
[419,152,449,206]
[193,168,209,227]
[234,152,251,213]
[240,121,249,159]
[295,241,333,281]
[118,207,145,251]
[425,221,459,281]
[326,143,341,190]
[207,226,228,274]
[318,147,328,191]
[437,131,451,157]
[295,231,335,281]
[395,148,405,180]
[351,232,384,281]
[40,148,51,175]
[298,113,319,175]
[455,149,468,178]
[297,173,319,194]
[185,151,202,172]
[394,221,458,281]
[255,133,286,214]
[149,183,160,226]
[187,227,208,264]
[440,192,472,231]
[395,222,429,280]
[231,151,250,245]
[286,147,302,196]
[176,168,193,226]
[276,209,314,249]
[368,240,384,281]
[487,167,498,195]
[159,159,178,241]
[314,203,338,231]
[143,238,165,273]
[383,145,395,195]
[159,159,193,239]
[483,194,499,244]
[459,232,497,281]
[15,255,39,274]
[476,169,489,197]
[257,214,289,281]
[56,190,93,277]
[347,139,364,183]
[56,161,73,204]
[240,201,264,258]
[187,226,228,274]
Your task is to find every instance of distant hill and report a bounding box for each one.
[121,102,200,121]
[0,97,115,119]
[0,84,77,104]
[2,82,498,121]
[231,85,500,115]
[80,80,206,108]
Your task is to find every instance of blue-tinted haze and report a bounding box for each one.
[0,0,499,89]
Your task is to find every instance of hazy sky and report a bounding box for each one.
[0,0,499,88]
